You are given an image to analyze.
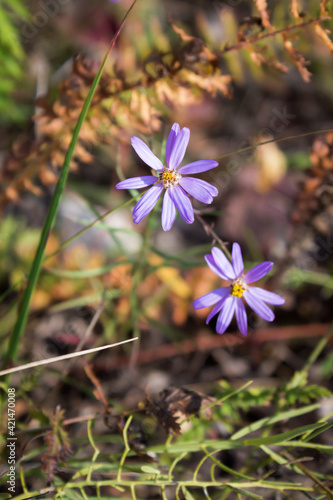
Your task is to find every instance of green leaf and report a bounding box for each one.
[63,489,86,500]
[228,487,263,499]
[231,403,319,440]
[49,290,122,313]
[244,422,327,446]
[44,261,131,279]
[181,487,196,500]
[141,466,161,474]
[2,0,31,19]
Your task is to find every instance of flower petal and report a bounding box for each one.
[205,254,230,280]
[232,243,244,278]
[243,261,274,284]
[169,185,194,224]
[247,287,285,305]
[193,287,230,310]
[166,123,180,169]
[244,288,275,322]
[168,127,190,170]
[161,189,176,232]
[211,247,236,280]
[179,177,213,204]
[182,177,218,197]
[235,299,247,336]
[132,184,163,224]
[131,136,163,172]
[216,295,237,334]
[194,178,218,198]
[178,160,219,175]
[206,296,228,324]
[116,176,157,190]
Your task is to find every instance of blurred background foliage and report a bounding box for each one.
[0,0,31,124]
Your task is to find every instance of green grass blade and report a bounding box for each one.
[230,403,319,441]
[2,0,137,371]
[243,422,327,446]
[44,260,131,279]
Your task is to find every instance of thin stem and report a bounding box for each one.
[302,322,333,374]
[87,419,100,482]
[0,338,138,377]
[195,213,231,259]
[214,128,333,163]
[117,415,133,481]
[218,15,333,56]
[44,195,139,261]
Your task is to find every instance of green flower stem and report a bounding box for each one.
[57,478,313,492]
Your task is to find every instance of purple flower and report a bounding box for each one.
[193,243,285,335]
[116,123,219,231]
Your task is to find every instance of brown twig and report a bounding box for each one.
[95,323,331,370]
[195,212,231,259]
[218,15,333,56]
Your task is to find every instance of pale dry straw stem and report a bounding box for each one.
[0,338,138,377]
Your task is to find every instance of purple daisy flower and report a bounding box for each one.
[193,243,285,335]
[116,123,219,231]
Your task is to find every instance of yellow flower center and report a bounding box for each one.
[159,168,181,188]
[230,278,246,298]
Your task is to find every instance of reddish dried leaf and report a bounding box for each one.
[291,0,301,20]
[283,38,311,82]
[85,364,109,408]
[314,24,333,54]
[320,0,329,16]
[41,407,71,483]
[254,0,272,29]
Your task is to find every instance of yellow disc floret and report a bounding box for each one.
[230,278,246,298]
[159,168,181,188]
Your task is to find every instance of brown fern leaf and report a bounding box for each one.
[249,49,289,73]
[170,20,219,63]
[254,0,272,29]
[283,37,312,81]
[41,407,71,483]
[314,24,333,54]
[292,132,333,236]
[291,0,302,21]
[321,0,329,16]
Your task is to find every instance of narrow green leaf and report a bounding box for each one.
[231,403,319,440]
[181,487,196,500]
[276,440,333,453]
[63,489,86,500]
[228,487,263,499]
[44,261,131,279]
[49,290,122,313]
[141,466,161,474]
[244,422,327,446]
[301,421,333,442]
